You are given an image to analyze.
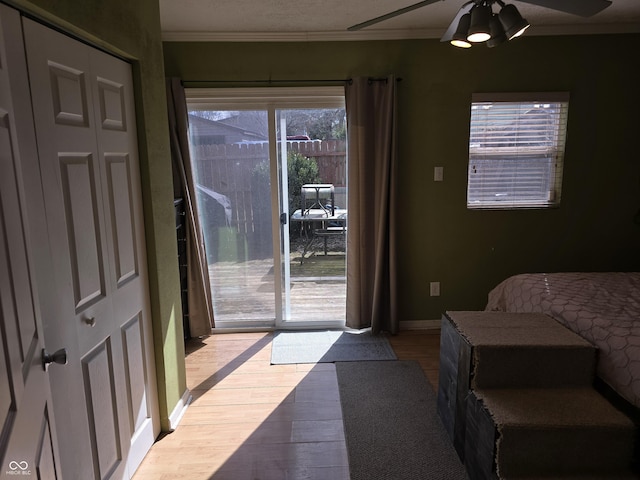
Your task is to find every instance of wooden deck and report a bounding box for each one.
[209,251,347,325]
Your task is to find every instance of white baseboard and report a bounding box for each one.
[168,389,192,431]
[400,319,441,331]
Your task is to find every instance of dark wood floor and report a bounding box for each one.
[133,329,441,480]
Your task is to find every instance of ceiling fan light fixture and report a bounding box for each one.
[486,13,507,47]
[450,13,472,48]
[467,4,493,43]
[499,3,530,39]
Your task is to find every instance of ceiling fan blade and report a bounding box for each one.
[516,0,612,17]
[440,1,474,42]
[348,0,444,31]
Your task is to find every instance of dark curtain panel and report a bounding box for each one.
[166,77,215,336]
[345,75,399,334]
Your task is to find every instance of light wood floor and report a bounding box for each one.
[132,329,441,480]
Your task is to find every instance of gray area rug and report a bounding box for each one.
[270,330,397,364]
[336,360,468,480]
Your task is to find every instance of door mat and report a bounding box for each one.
[270,330,397,364]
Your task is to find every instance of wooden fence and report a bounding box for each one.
[192,140,346,261]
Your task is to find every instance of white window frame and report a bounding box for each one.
[466,92,570,210]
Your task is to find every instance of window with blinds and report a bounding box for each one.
[467,93,569,209]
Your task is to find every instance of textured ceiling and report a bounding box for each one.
[159,0,640,41]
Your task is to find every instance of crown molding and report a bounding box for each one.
[162,28,444,42]
[162,23,640,42]
[528,22,640,36]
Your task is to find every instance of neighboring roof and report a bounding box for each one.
[188,114,266,142]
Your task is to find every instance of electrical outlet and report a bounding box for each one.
[434,166,444,182]
[430,281,440,296]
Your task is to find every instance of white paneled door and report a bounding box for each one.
[0,5,61,478]
[0,6,159,479]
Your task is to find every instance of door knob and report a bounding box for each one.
[42,348,68,371]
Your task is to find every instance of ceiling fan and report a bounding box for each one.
[348,0,612,48]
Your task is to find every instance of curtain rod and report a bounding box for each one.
[181,77,402,86]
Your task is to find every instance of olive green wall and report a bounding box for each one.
[164,35,640,322]
[8,0,185,430]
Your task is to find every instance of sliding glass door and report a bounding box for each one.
[186,88,347,329]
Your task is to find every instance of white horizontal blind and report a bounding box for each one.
[467,94,569,209]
